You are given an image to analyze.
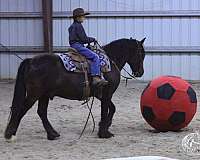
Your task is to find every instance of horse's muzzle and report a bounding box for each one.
[134,70,144,77]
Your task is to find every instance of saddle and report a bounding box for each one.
[59,47,111,73]
[67,47,87,68]
[58,45,111,100]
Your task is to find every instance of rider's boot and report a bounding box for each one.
[92,76,108,86]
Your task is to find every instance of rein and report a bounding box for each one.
[79,96,95,139]
[111,60,136,86]
[77,41,140,139]
[0,43,24,61]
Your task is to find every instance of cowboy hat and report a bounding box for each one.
[69,8,90,18]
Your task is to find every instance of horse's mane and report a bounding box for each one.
[104,38,136,48]
[106,38,129,45]
[103,38,138,53]
[102,38,138,67]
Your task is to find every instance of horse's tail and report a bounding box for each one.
[11,59,30,108]
[4,59,30,141]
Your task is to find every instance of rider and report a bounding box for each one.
[68,8,108,86]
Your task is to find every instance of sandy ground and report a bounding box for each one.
[0,80,200,160]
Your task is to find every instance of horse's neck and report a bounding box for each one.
[112,60,126,71]
[104,47,127,71]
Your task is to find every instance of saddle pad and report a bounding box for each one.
[58,52,111,73]
[58,53,76,72]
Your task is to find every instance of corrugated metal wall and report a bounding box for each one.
[0,0,43,79]
[53,0,200,46]
[0,0,43,46]
[0,0,200,80]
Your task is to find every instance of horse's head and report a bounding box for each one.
[127,38,146,77]
[103,38,146,77]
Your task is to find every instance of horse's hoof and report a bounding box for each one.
[98,131,114,138]
[5,135,17,143]
[47,132,60,140]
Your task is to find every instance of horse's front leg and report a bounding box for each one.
[107,101,116,128]
[98,98,114,138]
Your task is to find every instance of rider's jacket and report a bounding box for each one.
[68,20,95,45]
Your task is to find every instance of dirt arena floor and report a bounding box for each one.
[0,80,200,160]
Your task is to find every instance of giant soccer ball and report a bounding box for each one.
[140,76,197,132]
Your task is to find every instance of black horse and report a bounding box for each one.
[4,38,146,141]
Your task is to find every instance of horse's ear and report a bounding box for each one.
[130,37,133,40]
[140,37,146,44]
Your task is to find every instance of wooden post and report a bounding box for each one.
[42,0,53,53]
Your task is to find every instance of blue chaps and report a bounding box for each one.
[70,43,100,76]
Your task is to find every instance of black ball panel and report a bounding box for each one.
[168,111,185,126]
[157,83,175,100]
[142,106,155,122]
[187,87,197,103]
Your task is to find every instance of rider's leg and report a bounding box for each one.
[71,43,108,86]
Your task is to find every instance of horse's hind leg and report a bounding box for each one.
[37,96,60,140]
[5,97,36,141]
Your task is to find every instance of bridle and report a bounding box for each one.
[135,40,145,66]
